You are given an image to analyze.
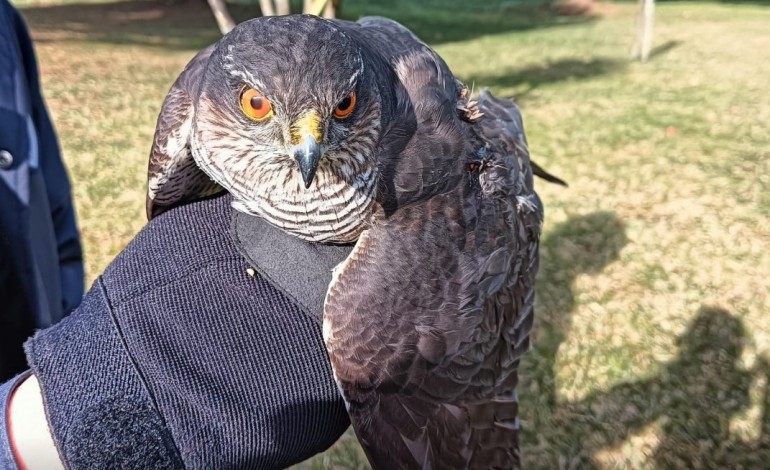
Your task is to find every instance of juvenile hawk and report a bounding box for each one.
[147,15,562,469]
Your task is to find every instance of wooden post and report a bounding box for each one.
[206,0,236,34]
[305,0,327,15]
[322,0,338,19]
[632,0,655,62]
[259,0,275,16]
[275,0,291,15]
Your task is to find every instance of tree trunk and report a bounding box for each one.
[304,0,326,15]
[206,0,236,35]
[303,0,340,18]
[259,0,275,16]
[632,0,655,62]
[322,0,338,19]
[275,0,291,15]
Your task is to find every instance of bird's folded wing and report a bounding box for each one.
[146,44,224,219]
[476,91,568,187]
[324,182,534,469]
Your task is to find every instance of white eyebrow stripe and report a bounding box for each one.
[223,47,266,90]
[347,63,364,88]
[229,68,267,91]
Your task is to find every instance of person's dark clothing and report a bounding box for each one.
[1,194,351,469]
[0,0,84,381]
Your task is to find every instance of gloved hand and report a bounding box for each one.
[22,195,351,469]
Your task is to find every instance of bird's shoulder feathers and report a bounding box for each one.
[146,44,224,219]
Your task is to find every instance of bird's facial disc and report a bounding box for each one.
[207,17,373,193]
[290,112,324,188]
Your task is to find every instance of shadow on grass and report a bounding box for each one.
[648,39,683,59]
[521,211,770,467]
[342,0,596,45]
[464,58,627,99]
[552,305,770,468]
[19,0,596,51]
[525,211,629,410]
[19,0,233,51]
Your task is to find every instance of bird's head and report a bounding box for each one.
[190,16,382,243]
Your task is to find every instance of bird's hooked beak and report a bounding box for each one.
[290,112,323,188]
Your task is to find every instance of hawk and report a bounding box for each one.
[147,15,563,469]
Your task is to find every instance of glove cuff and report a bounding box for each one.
[24,279,184,469]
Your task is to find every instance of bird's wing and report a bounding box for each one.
[354,16,434,61]
[347,17,567,190]
[146,44,224,219]
[474,92,568,187]
[324,34,541,468]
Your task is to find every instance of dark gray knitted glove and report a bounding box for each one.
[24,195,351,469]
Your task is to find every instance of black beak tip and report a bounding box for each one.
[292,137,322,189]
[297,157,319,188]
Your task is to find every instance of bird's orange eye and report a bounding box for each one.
[240,87,273,121]
[334,91,356,119]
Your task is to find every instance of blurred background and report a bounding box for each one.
[10,0,769,467]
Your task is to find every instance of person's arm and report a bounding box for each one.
[10,2,84,316]
[8,375,63,470]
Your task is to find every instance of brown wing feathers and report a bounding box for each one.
[324,34,542,468]
[145,45,223,219]
[472,90,567,188]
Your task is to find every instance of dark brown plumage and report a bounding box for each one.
[145,15,563,468]
[146,46,224,219]
[323,22,542,467]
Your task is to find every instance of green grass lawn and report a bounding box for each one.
[13,0,770,467]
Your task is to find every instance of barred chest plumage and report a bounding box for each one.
[232,157,378,243]
[191,96,382,244]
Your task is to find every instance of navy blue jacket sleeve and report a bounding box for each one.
[9,3,83,315]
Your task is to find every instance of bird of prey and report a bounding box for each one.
[146,15,562,469]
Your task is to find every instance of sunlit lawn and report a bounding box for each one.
[14,0,770,467]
